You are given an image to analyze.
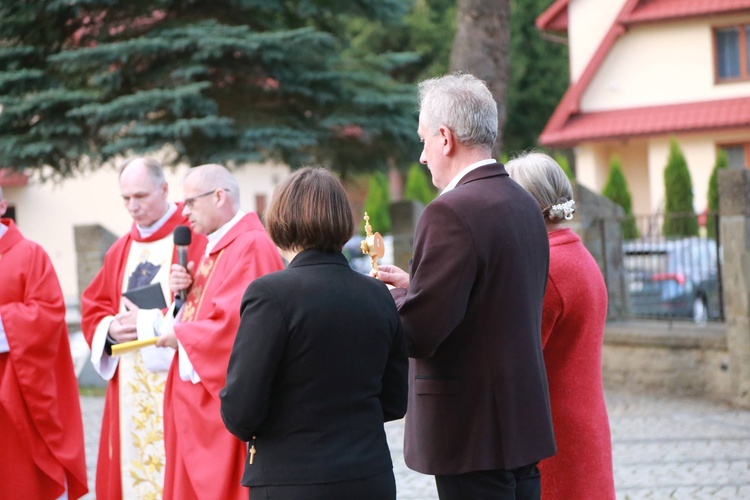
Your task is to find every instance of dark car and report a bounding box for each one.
[624,238,722,323]
[627,271,720,323]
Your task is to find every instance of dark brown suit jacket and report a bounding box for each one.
[391,163,556,475]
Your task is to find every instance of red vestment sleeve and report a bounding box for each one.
[0,225,88,499]
[176,228,284,399]
[164,214,283,500]
[80,237,129,345]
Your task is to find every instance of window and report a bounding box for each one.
[719,144,750,168]
[714,25,750,81]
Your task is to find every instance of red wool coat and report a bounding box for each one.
[539,228,615,499]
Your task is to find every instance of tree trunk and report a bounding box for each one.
[449,0,510,158]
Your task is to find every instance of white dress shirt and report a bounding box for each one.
[441,158,497,195]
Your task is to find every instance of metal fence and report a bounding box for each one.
[603,212,724,324]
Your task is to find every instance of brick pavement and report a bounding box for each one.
[79,384,750,499]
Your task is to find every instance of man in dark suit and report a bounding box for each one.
[378,73,556,499]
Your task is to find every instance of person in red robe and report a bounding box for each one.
[507,152,615,500]
[80,158,206,499]
[0,188,88,499]
[157,164,284,500]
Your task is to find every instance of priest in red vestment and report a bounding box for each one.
[80,158,206,499]
[0,189,88,499]
[157,164,284,500]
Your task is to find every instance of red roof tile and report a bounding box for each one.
[625,0,750,25]
[540,97,750,147]
[536,0,750,33]
[536,0,569,32]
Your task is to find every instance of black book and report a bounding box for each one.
[122,283,167,310]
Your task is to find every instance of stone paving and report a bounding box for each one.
[79,384,750,499]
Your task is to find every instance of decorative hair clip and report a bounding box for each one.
[550,199,576,220]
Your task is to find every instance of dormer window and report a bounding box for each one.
[715,25,750,81]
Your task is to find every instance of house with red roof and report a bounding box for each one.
[536,0,750,215]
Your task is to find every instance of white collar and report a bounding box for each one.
[206,210,246,256]
[440,158,497,195]
[136,202,178,238]
[0,221,7,239]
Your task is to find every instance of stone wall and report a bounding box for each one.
[571,183,630,321]
[602,321,730,398]
[718,168,750,407]
[602,169,750,408]
[72,224,117,388]
[389,200,424,272]
[74,224,118,299]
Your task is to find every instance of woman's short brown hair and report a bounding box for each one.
[265,167,354,253]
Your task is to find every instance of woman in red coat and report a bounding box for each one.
[506,152,616,500]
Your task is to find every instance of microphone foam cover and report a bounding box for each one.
[173,225,192,246]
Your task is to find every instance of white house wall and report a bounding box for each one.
[577,130,750,217]
[568,0,625,81]
[582,15,750,111]
[576,141,650,215]
[3,162,288,298]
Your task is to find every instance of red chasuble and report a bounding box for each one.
[163,212,284,500]
[80,204,206,500]
[0,219,88,499]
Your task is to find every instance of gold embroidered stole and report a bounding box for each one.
[118,237,172,499]
[180,250,224,323]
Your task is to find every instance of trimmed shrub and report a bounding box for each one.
[663,139,698,237]
[602,154,639,239]
[553,152,575,181]
[706,149,728,239]
[362,171,391,235]
[403,163,437,206]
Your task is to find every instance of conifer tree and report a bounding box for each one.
[553,152,575,181]
[663,139,698,237]
[0,1,417,177]
[505,0,569,153]
[602,154,639,239]
[362,172,391,235]
[403,163,436,206]
[706,149,728,239]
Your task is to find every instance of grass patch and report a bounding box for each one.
[79,386,106,397]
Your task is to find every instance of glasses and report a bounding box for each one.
[184,190,217,209]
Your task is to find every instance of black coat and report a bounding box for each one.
[220,250,408,487]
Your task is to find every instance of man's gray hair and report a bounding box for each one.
[418,73,498,150]
[0,185,3,200]
[119,157,166,186]
[186,164,240,208]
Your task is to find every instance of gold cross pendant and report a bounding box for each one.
[248,437,257,465]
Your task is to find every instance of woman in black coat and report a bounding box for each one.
[220,167,408,500]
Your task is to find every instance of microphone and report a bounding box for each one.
[173,225,191,302]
